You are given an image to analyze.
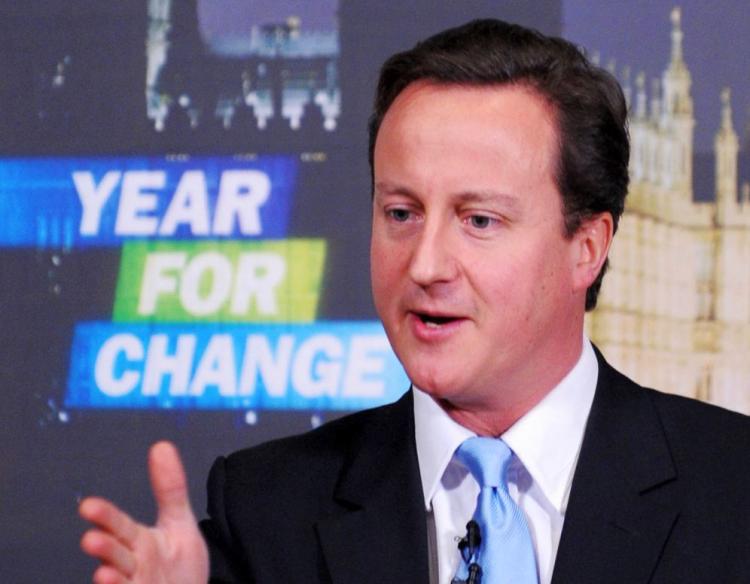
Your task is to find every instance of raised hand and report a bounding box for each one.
[79,441,209,584]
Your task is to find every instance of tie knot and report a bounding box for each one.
[456,436,513,488]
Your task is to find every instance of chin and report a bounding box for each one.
[405,366,461,398]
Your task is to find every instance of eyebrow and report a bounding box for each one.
[374,181,522,211]
[453,190,522,211]
[373,181,409,197]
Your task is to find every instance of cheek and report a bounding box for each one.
[476,253,531,298]
[473,250,548,318]
[370,230,385,280]
[370,240,400,309]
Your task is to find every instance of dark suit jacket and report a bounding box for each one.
[200,353,750,583]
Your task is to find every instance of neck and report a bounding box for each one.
[438,336,585,436]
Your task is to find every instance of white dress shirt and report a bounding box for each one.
[413,338,599,584]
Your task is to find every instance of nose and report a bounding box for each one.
[408,218,458,287]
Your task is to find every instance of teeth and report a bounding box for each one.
[416,312,457,327]
[418,313,452,326]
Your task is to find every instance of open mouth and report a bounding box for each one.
[415,312,458,327]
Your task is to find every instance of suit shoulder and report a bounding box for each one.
[599,355,750,451]
[646,387,750,439]
[640,386,750,473]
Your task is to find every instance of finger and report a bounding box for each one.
[93,563,131,584]
[79,497,139,548]
[148,441,195,525]
[81,529,137,576]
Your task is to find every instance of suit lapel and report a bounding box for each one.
[315,391,430,584]
[551,352,679,584]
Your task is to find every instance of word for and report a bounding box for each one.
[114,240,325,322]
[139,251,285,316]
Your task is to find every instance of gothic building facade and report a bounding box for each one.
[587,8,750,414]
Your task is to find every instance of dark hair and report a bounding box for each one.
[368,19,629,311]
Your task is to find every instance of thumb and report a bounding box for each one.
[148,441,195,526]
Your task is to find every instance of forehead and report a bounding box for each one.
[374,81,560,196]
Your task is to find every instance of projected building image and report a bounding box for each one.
[586,9,750,414]
[146,0,340,134]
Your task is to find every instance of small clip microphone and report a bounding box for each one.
[466,520,481,551]
[467,562,482,584]
[455,520,483,583]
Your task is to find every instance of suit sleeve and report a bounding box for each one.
[199,456,251,583]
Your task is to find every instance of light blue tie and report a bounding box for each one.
[453,437,539,584]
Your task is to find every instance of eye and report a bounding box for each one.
[468,214,494,229]
[387,208,412,222]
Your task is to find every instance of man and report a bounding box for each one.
[80,19,750,584]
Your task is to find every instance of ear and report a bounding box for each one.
[571,212,613,292]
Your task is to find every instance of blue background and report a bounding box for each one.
[0,155,297,247]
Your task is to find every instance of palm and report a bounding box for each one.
[80,442,209,584]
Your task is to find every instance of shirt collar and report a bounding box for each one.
[502,338,598,513]
[413,337,598,513]
[414,385,474,510]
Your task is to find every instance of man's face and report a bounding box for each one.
[371,82,589,419]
